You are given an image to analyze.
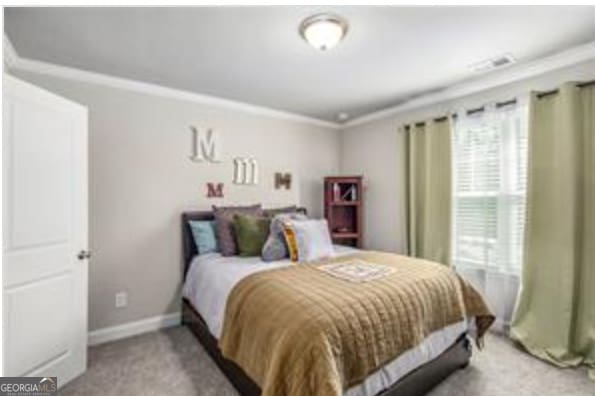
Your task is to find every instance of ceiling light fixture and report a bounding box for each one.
[299,13,348,51]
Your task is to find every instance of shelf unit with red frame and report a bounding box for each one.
[324,176,363,248]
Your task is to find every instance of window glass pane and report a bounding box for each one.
[452,104,528,274]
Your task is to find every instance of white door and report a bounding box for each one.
[2,74,88,387]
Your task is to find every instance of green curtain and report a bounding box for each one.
[511,83,595,379]
[404,120,452,265]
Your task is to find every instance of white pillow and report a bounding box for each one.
[285,219,334,263]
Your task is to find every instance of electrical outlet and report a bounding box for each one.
[115,292,127,308]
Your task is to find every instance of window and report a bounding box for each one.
[452,103,528,275]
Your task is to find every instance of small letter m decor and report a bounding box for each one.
[275,173,292,190]
[206,183,224,198]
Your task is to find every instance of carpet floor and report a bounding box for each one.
[60,326,594,396]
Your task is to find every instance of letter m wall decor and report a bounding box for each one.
[189,126,221,163]
[233,157,259,185]
[206,183,224,198]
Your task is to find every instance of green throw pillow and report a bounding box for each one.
[233,214,271,257]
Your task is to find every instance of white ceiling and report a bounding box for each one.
[5,6,595,123]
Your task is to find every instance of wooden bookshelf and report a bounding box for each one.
[324,176,363,248]
[329,201,360,206]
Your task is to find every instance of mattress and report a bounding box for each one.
[182,247,468,396]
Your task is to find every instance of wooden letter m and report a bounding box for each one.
[275,173,292,189]
[206,183,224,198]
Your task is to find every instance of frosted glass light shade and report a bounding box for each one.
[299,14,348,51]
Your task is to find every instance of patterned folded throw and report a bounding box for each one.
[316,260,395,282]
[220,251,495,396]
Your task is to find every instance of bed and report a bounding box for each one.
[181,210,491,396]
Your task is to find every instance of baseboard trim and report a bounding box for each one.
[88,312,181,346]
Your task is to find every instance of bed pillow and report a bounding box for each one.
[283,224,300,261]
[188,220,218,255]
[265,205,298,217]
[233,214,271,257]
[283,219,334,263]
[262,213,308,262]
[213,204,263,256]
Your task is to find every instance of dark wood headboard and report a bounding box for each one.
[181,207,307,279]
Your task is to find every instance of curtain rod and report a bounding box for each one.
[404,98,517,129]
[536,79,595,99]
[404,79,595,130]
[462,98,519,117]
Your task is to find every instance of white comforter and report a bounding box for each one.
[182,247,468,396]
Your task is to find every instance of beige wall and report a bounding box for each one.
[13,70,341,331]
[13,59,595,332]
[340,116,408,253]
[340,59,595,254]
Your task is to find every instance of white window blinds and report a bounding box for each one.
[452,102,528,275]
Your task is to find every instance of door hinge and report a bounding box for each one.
[77,250,92,260]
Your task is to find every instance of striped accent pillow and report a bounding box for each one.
[283,225,300,262]
[283,219,334,263]
[262,213,307,262]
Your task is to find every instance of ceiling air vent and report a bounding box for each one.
[469,54,516,73]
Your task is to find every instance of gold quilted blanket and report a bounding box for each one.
[219,251,494,396]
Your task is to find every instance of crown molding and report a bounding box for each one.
[5,33,595,131]
[4,35,340,130]
[343,39,595,128]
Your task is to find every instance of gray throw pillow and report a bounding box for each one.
[213,204,263,256]
[265,205,298,217]
[262,213,308,262]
